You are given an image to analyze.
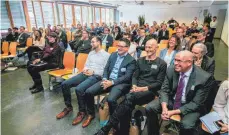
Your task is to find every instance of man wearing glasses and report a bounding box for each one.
[145,50,213,135]
[84,38,136,123]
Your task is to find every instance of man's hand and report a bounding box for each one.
[161,102,168,120]
[130,85,137,93]
[130,86,148,93]
[218,121,228,133]
[83,69,94,76]
[32,59,41,65]
[101,80,113,90]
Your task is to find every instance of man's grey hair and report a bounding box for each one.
[193,43,208,55]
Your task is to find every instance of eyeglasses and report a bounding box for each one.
[174,59,191,63]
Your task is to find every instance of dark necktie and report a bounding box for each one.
[173,73,186,109]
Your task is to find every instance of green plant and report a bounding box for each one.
[204,13,212,25]
[138,15,145,27]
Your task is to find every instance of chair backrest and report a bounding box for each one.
[108,47,117,54]
[112,40,119,47]
[160,40,168,44]
[9,42,17,56]
[66,31,72,42]
[156,43,167,56]
[102,45,106,50]
[63,51,75,70]
[26,37,33,47]
[2,42,9,55]
[76,53,88,72]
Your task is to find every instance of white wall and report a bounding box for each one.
[221,9,228,46]
[118,2,227,26]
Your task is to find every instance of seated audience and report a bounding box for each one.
[123,33,137,59]
[145,50,213,135]
[56,37,110,127]
[112,26,122,40]
[212,79,228,135]
[101,27,113,51]
[30,27,36,39]
[73,30,91,55]
[158,24,169,43]
[130,24,137,42]
[56,26,68,49]
[202,24,213,43]
[191,32,214,58]
[69,29,82,51]
[18,30,45,61]
[94,39,167,135]
[12,27,19,41]
[149,26,158,39]
[135,27,150,57]
[5,28,14,42]
[192,43,215,76]
[160,35,181,67]
[27,32,62,94]
[176,27,188,50]
[84,38,136,120]
[17,26,30,48]
[167,17,178,30]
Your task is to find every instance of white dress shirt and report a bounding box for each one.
[84,49,110,76]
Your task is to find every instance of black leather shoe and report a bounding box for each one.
[17,53,25,57]
[31,86,44,94]
[94,129,107,135]
[29,84,36,90]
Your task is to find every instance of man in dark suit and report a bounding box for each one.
[158,24,169,43]
[12,27,19,41]
[145,50,213,135]
[101,27,113,51]
[56,27,68,49]
[135,27,150,57]
[17,26,29,48]
[84,38,136,121]
[192,43,215,76]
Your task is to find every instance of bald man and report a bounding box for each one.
[145,50,213,135]
[94,39,167,135]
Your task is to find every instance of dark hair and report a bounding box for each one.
[213,16,217,19]
[13,27,18,30]
[104,27,110,32]
[139,27,145,32]
[204,24,210,30]
[35,30,42,41]
[20,26,25,30]
[92,36,102,45]
[119,38,130,47]
[167,35,181,51]
[115,26,121,33]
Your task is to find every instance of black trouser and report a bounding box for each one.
[107,91,155,135]
[24,46,42,60]
[145,98,200,135]
[27,61,57,87]
[85,81,131,116]
[61,73,101,113]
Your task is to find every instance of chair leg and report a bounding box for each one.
[97,95,101,109]
[49,75,53,91]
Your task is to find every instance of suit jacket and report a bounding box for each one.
[205,42,214,58]
[18,33,29,47]
[103,52,136,85]
[201,55,215,76]
[159,65,212,115]
[59,31,68,48]
[102,34,113,50]
[158,30,169,43]
[180,38,189,50]
[135,36,150,51]
[113,33,122,40]
[159,49,178,66]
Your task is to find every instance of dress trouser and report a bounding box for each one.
[107,91,156,135]
[61,73,101,113]
[145,98,200,135]
[85,81,131,116]
[27,62,57,87]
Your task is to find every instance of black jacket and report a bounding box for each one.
[74,39,91,54]
[158,30,169,43]
[41,43,62,66]
[201,55,215,76]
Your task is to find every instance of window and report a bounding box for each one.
[74,6,81,24]
[41,2,54,28]
[64,5,73,28]
[82,6,89,25]
[88,7,93,24]
[101,8,105,24]
[53,3,57,26]
[109,9,114,24]
[33,2,43,28]
[95,7,100,24]
[105,8,110,24]
[9,1,26,28]
[26,1,36,28]
[58,4,64,25]
[1,1,11,30]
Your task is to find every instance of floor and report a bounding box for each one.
[1,39,228,135]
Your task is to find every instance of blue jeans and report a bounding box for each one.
[61,73,101,113]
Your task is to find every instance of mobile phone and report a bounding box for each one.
[213,120,224,129]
